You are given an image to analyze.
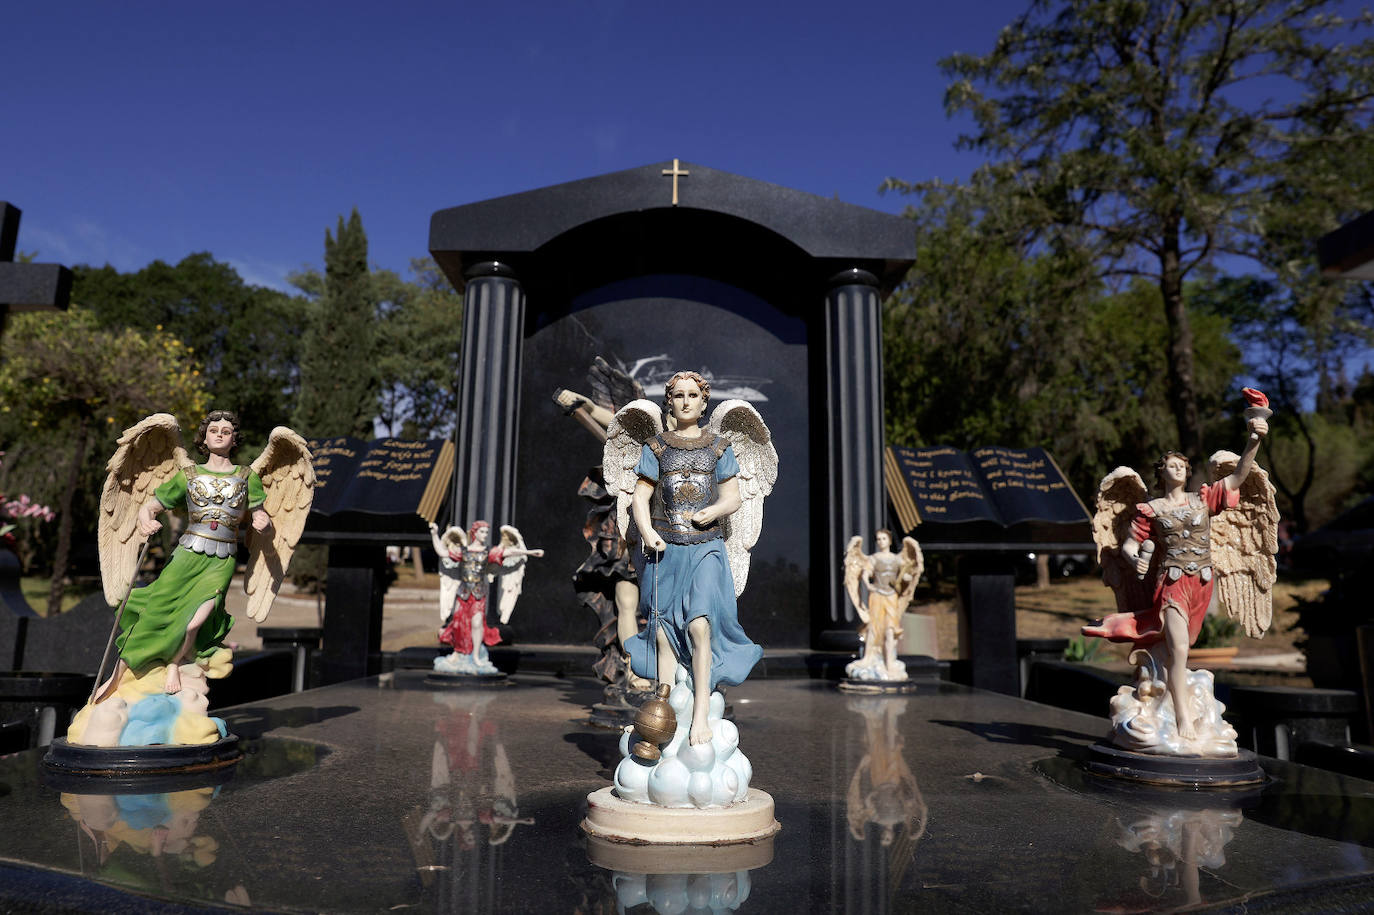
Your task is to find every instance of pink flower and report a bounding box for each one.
[1242,388,1269,409]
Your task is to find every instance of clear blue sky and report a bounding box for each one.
[4,0,1031,290]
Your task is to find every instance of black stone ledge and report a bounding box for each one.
[1318,208,1374,279]
[430,161,916,296]
[0,262,72,311]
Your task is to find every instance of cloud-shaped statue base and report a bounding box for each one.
[612,668,751,809]
[433,648,500,677]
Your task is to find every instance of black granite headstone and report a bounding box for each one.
[0,203,71,317]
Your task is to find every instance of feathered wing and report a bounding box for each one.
[708,399,779,597]
[245,427,316,623]
[436,526,467,623]
[842,536,869,620]
[1208,450,1280,638]
[894,537,925,616]
[1094,467,1152,614]
[99,414,192,607]
[496,525,531,624]
[587,355,644,413]
[602,400,664,541]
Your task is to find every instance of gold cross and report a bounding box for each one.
[661,158,689,206]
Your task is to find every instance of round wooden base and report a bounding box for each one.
[582,787,780,845]
[424,672,514,689]
[42,735,242,781]
[838,678,920,695]
[586,831,775,874]
[1083,741,1266,788]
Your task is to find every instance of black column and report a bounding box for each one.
[820,268,886,648]
[320,543,387,685]
[450,262,525,532]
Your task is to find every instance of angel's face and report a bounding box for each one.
[874,531,891,552]
[667,379,706,425]
[472,526,488,548]
[204,420,235,457]
[1162,456,1189,486]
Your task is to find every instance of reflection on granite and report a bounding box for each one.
[1108,807,1243,909]
[0,672,1372,911]
[585,833,773,914]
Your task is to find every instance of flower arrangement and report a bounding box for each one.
[0,451,55,549]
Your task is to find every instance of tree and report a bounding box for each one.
[0,308,208,612]
[75,254,305,445]
[292,209,378,439]
[894,0,1374,461]
[373,258,464,438]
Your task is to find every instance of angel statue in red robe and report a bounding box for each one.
[1083,389,1278,758]
[69,410,314,750]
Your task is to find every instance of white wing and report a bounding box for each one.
[1208,450,1280,638]
[602,400,664,542]
[707,399,778,597]
[496,525,536,624]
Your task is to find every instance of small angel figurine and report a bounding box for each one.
[842,531,924,682]
[1083,388,1278,757]
[600,370,778,810]
[430,521,543,677]
[72,410,314,748]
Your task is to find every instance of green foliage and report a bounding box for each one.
[74,253,305,445]
[1194,612,1242,649]
[1062,635,1103,663]
[890,0,1374,460]
[0,307,209,608]
[373,258,464,438]
[292,209,379,439]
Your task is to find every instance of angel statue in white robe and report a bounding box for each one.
[843,531,924,682]
[429,521,543,676]
[1082,388,1278,757]
[71,410,314,748]
[601,370,778,810]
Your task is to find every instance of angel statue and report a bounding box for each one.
[429,521,544,677]
[842,531,924,684]
[1083,388,1278,759]
[69,410,314,749]
[598,369,778,812]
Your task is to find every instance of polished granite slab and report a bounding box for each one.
[1,672,1373,913]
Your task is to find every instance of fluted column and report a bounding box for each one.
[823,268,886,635]
[450,261,525,532]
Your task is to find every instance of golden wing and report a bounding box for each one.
[98,413,191,606]
[842,536,869,620]
[1208,450,1280,638]
[245,427,316,623]
[1094,467,1152,614]
[894,536,925,616]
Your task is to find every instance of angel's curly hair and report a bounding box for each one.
[1153,451,1191,491]
[663,371,710,411]
[195,410,243,457]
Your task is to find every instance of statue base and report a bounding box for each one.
[425,672,514,689]
[42,735,242,779]
[1083,741,1265,788]
[837,677,919,695]
[582,786,780,845]
[585,831,775,873]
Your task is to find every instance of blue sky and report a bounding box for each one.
[4,1,1029,290]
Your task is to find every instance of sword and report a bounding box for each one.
[89,540,150,705]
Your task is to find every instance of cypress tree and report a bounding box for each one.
[293,209,378,438]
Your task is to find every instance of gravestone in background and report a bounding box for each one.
[430,162,915,647]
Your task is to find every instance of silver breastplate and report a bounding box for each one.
[1151,493,1212,581]
[870,554,902,595]
[179,467,250,558]
[648,434,727,545]
[456,550,490,599]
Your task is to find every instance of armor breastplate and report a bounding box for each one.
[456,550,489,600]
[647,433,728,545]
[870,554,902,595]
[1150,493,1212,582]
[179,466,250,558]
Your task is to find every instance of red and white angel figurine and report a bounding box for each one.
[1083,389,1278,756]
[429,521,543,676]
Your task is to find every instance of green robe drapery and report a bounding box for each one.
[114,466,264,672]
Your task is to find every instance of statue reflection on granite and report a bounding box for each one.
[840,532,924,691]
[843,697,926,912]
[554,356,655,725]
[60,784,250,906]
[405,691,533,909]
[1105,807,1243,909]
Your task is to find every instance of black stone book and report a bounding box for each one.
[306,437,454,522]
[884,445,1090,542]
